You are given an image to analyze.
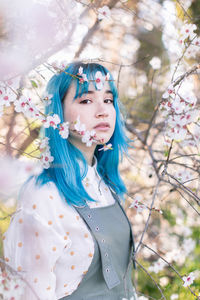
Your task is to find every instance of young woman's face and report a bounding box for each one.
[63,81,116,149]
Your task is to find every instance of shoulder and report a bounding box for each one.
[18,176,76,222]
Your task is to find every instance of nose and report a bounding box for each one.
[95,103,108,119]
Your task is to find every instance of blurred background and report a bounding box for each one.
[0,0,200,299]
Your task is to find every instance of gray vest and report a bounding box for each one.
[60,192,137,300]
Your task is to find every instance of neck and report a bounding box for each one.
[68,137,96,166]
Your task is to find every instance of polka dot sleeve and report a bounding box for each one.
[3,208,70,300]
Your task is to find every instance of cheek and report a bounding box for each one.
[64,106,78,124]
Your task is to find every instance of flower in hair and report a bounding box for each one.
[59,122,69,139]
[77,67,88,84]
[95,71,105,90]
[98,143,113,151]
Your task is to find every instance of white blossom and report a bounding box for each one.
[40,150,54,169]
[81,130,96,147]
[59,122,69,139]
[42,91,53,106]
[95,71,105,90]
[175,170,193,185]
[43,114,61,129]
[98,143,113,151]
[180,23,197,41]
[182,272,195,287]
[170,294,179,300]
[162,84,175,99]
[148,258,167,273]
[74,115,86,133]
[129,195,145,213]
[149,57,161,70]
[97,6,111,20]
[0,269,25,300]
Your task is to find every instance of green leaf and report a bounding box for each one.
[30,80,38,88]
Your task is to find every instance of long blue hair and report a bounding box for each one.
[36,62,131,206]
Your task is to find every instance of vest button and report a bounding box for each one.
[102,239,105,243]
[87,214,91,219]
[95,226,99,231]
[105,253,108,257]
[106,268,110,272]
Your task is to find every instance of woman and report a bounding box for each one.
[3,62,137,300]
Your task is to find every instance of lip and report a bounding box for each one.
[94,122,110,130]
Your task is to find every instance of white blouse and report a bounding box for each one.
[3,158,116,300]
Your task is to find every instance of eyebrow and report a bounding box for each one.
[80,90,113,96]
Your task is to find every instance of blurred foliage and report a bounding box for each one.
[134,225,200,299]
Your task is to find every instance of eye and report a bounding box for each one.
[104,99,114,104]
[80,99,92,104]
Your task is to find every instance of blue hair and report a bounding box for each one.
[36,62,131,206]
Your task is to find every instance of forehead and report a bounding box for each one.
[64,81,112,103]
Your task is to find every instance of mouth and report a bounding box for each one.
[94,122,110,131]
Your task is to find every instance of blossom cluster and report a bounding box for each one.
[76,66,111,90]
[179,23,200,59]
[0,269,25,300]
[160,84,199,144]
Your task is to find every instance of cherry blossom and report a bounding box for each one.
[129,195,145,213]
[0,87,16,107]
[42,91,53,106]
[175,170,193,185]
[95,71,105,90]
[98,143,113,151]
[36,137,50,151]
[42,114,61,129]
[148,258,166,273]
[74,115,86,134]
[59,122,69,139]
[167,126,187,141]
[97,6,111,20]
[52,60,68,73]
[0,270,25,300]
[14,96,29,114]
[182,272,195,287]
[180,23,197,41]
[81,130,97,147]
[40,149,54,169]
[77,66,83,75]
[162,84,175,99]
[149,57,161,70]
